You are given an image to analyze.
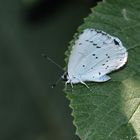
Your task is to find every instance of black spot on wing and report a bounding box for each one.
[106,54,110,58]
[82,65,85,67]
[114,39,119,45]
[96,30,102,33]
[102,32,107,35]
[105,66,109,69]
[93,43,97,46]
[96,46,101,48]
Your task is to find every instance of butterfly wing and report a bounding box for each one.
[68,28,128,83]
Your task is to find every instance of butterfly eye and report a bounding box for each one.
[61,73,68,81]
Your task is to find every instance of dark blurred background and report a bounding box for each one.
[0,0,99,140]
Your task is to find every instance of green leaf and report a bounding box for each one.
[64,0,140,140]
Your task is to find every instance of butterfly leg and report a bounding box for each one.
[65,80,73,88]
[65,82,68,88]
[80,81,89,89]
[80,81,95,93]
[70,82,73,88]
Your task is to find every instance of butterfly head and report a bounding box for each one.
[61,72,68,81]
[62,72,81,85]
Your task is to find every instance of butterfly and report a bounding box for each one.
[62,28,128,88]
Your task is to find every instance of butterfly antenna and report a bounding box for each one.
[51,76,62,88]
[42,53,64,71]
[42,53,66,88]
